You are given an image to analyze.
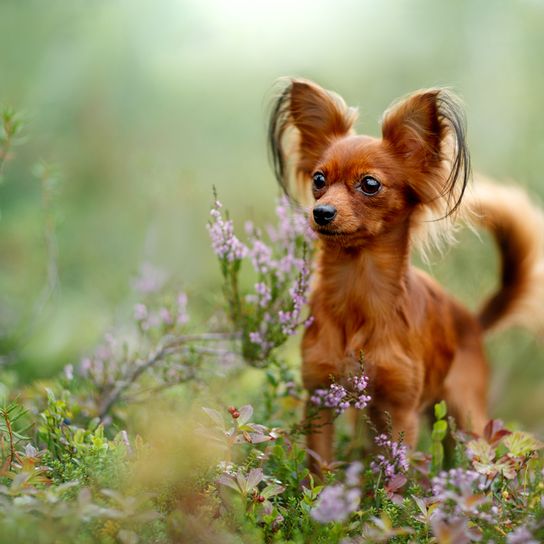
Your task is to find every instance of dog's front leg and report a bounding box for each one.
[369,401,420,448]
[389,406,420,448]
[305,400,334,476]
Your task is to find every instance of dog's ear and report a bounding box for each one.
[268,79,358,197]
[381,89,471,216]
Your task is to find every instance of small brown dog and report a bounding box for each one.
[268,78,544,472]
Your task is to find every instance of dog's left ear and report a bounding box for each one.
[268,78,358,198]
[382,89,471,216]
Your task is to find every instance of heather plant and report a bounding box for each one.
[208,193,314,364]
[310,372,372,415]
[0,107,23,181]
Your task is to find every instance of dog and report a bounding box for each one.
[268,78,544,473]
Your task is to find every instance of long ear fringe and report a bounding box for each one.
[267,79,312,205]
[409,90,472,258]
[267,78,357,206]
[268,80,292,196]
[435,91,471,218]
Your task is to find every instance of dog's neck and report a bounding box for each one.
[315,223,411,326]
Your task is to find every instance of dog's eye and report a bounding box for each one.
[358,176,381,196]
[312,172,326,191]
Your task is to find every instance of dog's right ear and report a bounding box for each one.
[268,79,358,197]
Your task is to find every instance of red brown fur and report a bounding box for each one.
[268,78,544,473]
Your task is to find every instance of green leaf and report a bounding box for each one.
[202,407,224,429]
[431,420,448,442]
[503,431,544,457]
[467,438,495,464]
[431,442,444,473]
[434,401,447,420]
[237,405,254,426]
[261,484,285,499]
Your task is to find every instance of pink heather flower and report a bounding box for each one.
[63,364,74,381]
[268,195,316,245]
[311,484,360,523]
[207,200,248,262]
[134,303,148,321]
[311,374,371,415]
[177,292,189,325]
[254,282,272,307]
[159,307,173,326]
[278,261,312,336]
[119,430,132,455]
[132,262,167,294]
[370,434,409,483]
[141,312,162,330]
[507,526,539,544]
[311,383,350,415]
[345,462,363,486]
[432,468,486,502]
[431,468,488,519]
[249,331,263,345]
[248,330,273,353]
[24,443,38,458]
[249,239,274,274]
[209,194,314,360]
[304,315,315,328]
[244,220,254,235]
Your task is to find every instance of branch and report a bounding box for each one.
[98,332,240,419]
[0,409,16,472]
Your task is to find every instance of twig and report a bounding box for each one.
[0,409,16,472]
[98,331,240,419]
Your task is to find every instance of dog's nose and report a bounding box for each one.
[313,205,337,226]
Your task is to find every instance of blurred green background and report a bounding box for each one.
[1,0,543,428]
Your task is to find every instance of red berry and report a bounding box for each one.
[257,495,265,503]
[232,410,240,419]
[227,406,237,414]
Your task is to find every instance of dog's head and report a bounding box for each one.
[269,79,470,248]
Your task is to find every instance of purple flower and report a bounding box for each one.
[311,373,371,415]
[345,461,363,486]
[370,434,409,483]
[249,239,274,274]
[311,484,360,523]
[278,261,312,336]
[207,200,248,262]
[24,443,38,458]
[134,303,148,321]
[432,468,486,505]
[311,383,349,414]
[268,196,316,245]
[248,330,273,354]
[177,292,189,325]
[246,282,272,308]
[209,194,314,361]
[431,468,489,525]
[507,526,538,544]
[132,262,167,294]
[159,307,173,326]
[63,364,74,381]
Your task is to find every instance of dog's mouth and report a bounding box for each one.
[317,229,350,236]
[315,227,360,237]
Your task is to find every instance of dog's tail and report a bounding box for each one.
[466,177,544,335]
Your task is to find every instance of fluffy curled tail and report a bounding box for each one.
[466,177,544,335]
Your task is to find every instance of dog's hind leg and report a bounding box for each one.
[443,333,490,436]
